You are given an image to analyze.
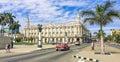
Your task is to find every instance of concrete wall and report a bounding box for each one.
[0,36,12,49]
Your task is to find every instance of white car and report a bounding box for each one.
[75,41,80,46]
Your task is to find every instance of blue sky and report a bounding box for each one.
[0,0,120,35]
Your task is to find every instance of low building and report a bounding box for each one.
[111,29,120,35]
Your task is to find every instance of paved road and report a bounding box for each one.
[0,43,90,62]
[106,43,120,49]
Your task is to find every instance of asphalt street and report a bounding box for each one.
[107,43,120,49]
[0,43,90,62]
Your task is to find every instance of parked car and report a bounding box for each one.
[56,43,70,51]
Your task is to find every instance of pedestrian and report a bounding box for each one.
[8,44,10,53]
[5,44,8,53]
[91,41,94,50]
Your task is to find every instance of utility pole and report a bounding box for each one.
[65,31,67,43]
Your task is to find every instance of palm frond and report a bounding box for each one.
[83,17,96,25]
[107,10,120,19]
[81,10,95,17]
[104,1,115,11]
[9,21,20,30]
[96,5,104,16]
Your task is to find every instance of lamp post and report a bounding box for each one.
[38,24,42,48]
[82,33,86,43]
[89,32,92,42]
[93,32,97,41]
[65,31,67,43]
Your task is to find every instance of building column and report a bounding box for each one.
[79,38,82,44]
[54,38,56,43]
[33,38,35,43]
[74,38,76,42]
[70,38,72,43]
[46,38,49,43]
[66,37,68,42]
[62,38,64,43]
[58,38,60,42]
[42,38,45,43]
[35,38,37,43]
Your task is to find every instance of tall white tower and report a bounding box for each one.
[76,13,82,24]
[25,16,30,28]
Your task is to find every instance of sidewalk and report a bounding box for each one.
[75,44,120,62]
[0,44,55,58]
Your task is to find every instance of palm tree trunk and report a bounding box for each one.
[100,24,104,54]
[0,25,2,36]
[100,35,104,54]
[15,29,16,43]
[13,30,16,43]
[1,25,4,36]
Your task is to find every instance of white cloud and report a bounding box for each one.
[0,0,10,4]
[0,0,120,33]
[55,0,88,7]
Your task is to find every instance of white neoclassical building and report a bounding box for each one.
[21,14,90,43]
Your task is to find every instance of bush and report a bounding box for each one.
[15,38,22,42]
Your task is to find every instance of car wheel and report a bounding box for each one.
[56,49,58,51]
[68,48,70,50]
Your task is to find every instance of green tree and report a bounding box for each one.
[3,12,15,25]
[112,32,120,43]
[96,30,106,40]
[104,35,112,42]
[28,37,33,43]
[15,37,22,42]
[9,21,20,34]
[81,1,120,54]
[0,13,7,36]
[9,21,20,43]
[0,12,16,36]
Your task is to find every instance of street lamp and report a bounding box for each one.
[65,31,67,43]
[82,33,86,43]
[38,24,42,48]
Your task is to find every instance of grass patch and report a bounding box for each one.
[14,42,36,45]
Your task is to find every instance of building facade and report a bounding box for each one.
[21,14,90,43]
[111,29,120,35]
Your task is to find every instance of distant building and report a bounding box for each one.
[21,14,90,43]
[2,25,20,37]
[111,29,120,35]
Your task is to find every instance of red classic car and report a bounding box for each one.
[56,43,70,51]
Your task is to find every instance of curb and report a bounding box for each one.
[0,47,55,59]
[73,55,99,62]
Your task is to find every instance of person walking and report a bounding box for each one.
[8,44,10,53]
[5,44,8,53]
[91,41,94,50]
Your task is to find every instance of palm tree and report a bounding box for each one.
[81,1,120,54]
[96,30,106,40]
[9,21,21,42]
[5,12,16,25]
[0,12,16,36]
[0,13,3,36]
[0,13,7,36]
[9,21,20,33]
